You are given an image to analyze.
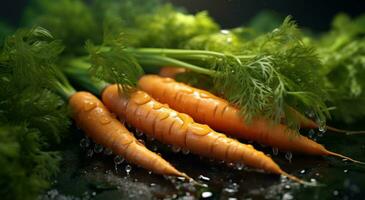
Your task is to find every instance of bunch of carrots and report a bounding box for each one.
[2,1,365,199]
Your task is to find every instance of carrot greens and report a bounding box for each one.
[0,27,70,200]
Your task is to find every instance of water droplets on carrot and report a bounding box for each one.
[99,117,111,125]
[83,101,96,111]
[158,112,170,120]
[162,77,174,83]
[152,103,163,110]
[133,92,151,105]
[189,124,211,136]
[137,139,145,146]
[180,87,193,94]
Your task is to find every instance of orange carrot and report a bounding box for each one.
[138,75,364,163]
[159,67,186,78]
[101,84,311,184]
[287,107,365,135]
[69,91,189,178]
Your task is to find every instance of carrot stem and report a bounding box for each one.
[134,54,217,76]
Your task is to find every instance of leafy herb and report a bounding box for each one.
[317,14,365,123]
[24,0,98,55]
[0,27,71,199]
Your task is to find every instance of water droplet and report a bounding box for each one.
[135,129,144,137]
[310,178,317,183]
[93,144,103,153]
[125,164,132,175]
[226,162,235,168]
[86,149,94,157]
[150,183,156,187]
[114,155,125,165]
[103,148,113,155]
[280,175,289,183]
[151,145,158,152]
[344,169,348,173]
[138,139,145,146]
[235,162,245,170]
[317,119,327,133]
[172,145,181,153]
[333,190,339,196]
[284,184,291,190]
[300,169,306,174]
[308,129,315,139]
[282,193,293,200]
[91,192,96,196]
[99,117,111,125]
[182,148,190,155]
[318,125,327,133]
[80,137,90,148]
[201,191,213,198]
[147,136,155,142]
[198,175,210,182]
[285,152,292,163]
[126,123,133,129]
[220,29,230,34]
[272,147,279,156]
[83,101,96,111]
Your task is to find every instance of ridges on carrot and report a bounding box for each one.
[101,84,317,185]
[137,75,364,164]
[69,91,190,179]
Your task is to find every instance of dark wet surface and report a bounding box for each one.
[42,125,365,200]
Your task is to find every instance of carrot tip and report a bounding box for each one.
[281,172,320,187]
[327,126,365,135]
[327,151,365,165]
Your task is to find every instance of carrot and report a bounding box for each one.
[138,75,364,164]
[158,69,365,135]
[287,107,365,135]
[69,91,189,178]
[159,67,186,78]
[101,84,312,185]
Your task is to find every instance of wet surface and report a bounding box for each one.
[42,125,365,200]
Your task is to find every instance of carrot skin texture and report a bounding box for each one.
[137,75,361,160]
[69,91,187,177]
[102,85,292,176]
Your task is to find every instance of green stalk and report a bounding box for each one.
[129,48,227,58]
[54,81,76,100]
[64,59,108,95]
[134,55,218,76]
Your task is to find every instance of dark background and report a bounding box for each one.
[1,0,365,30]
